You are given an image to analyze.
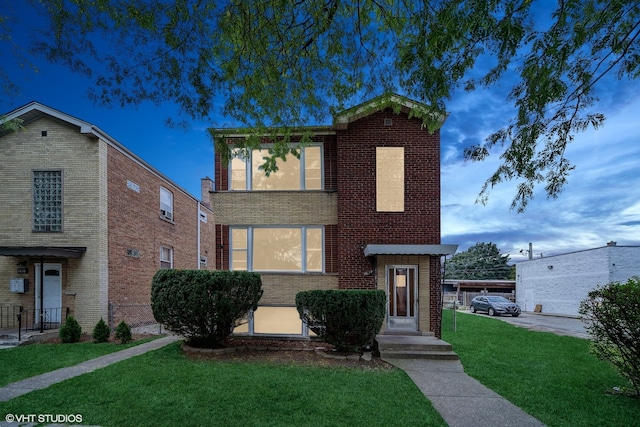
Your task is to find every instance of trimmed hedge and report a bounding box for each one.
[296,289,386,353]
[151,269,263,348]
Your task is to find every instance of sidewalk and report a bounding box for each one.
[383,357,546,427]
[0,333,545,427]
[0,335,180,403]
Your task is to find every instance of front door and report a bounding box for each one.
[35,263,62,324]
[387,265,418,331]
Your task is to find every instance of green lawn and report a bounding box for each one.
[0,336,159,387]
[0,342,445,427]
[442,310,640,427]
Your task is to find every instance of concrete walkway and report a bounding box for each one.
[383,357,546,427]
[0,333,545,426]
[0,335,180,403]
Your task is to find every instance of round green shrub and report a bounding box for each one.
[296,289,386,353]
[579,278,640,396]
[115,321,132,344]
[59,316,82,343]
[92,318,111,343]
[152,269,263,348]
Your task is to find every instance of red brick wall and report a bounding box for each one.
[429,256,443,338]
[107,145,215,305]
[336,108,441,289]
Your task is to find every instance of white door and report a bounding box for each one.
[387,265,418,331]
[35,263,62,324]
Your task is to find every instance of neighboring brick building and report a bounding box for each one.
[0,102,215,331]
[212,94,457,338]
[516,241,640,316]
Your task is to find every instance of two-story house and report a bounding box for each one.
[211,94,457,338]
[0,102,215,331]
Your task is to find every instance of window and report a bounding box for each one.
[230,145,322,191]
[33,170,63,232]
[233,306,313,336]
[160,187,173,220]
[160,246,173,269]
[376,147,404,212]
[230,226,323,272]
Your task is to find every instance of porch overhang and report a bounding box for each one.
[0,246,87,258]
[363,244,458,257]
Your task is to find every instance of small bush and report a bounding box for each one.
[114,321,132,344]
[579,278,640,396]
[296,289,386,353]
[152,269,263,348]
[92,318,111,343]
[59,316,82,343]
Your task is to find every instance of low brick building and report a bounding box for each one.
[211,94,457,337]
[0,102,215,331]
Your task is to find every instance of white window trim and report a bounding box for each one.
[32,169,64,232]
[160,187,174,221]
[230,226,324,273]
[229,144,324,191]
[160,246,173,269]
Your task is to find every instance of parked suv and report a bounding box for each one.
[469,295,521,317]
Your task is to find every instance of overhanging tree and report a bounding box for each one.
[2,0,639,210]
[445,242,514,280]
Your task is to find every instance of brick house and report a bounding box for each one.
[211,94,457,338]
[516,241,640,316]
[0,102,215,331]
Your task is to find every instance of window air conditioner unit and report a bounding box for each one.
[10,278,29,293]
[160,209,173,221]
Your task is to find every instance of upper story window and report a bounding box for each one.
[160,187,173,221]
[33,170,63,232]
[230,145,322,191]
[230,226,323,272]
[376,147,404,212]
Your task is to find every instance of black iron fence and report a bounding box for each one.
[0,305,22,329]
[108,302,162,334]
[1,305,70,337]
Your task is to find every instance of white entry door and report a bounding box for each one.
[35,263,62,324]
[387,265,418,331]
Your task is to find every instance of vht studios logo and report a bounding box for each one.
[5,413,83,423]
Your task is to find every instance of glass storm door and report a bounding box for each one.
[387,266,418,331]
[35,263,62,324]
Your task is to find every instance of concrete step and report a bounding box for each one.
[379,350,459,360]
[0,334,22,348]
[376,334,458,361]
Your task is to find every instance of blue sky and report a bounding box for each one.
[3,3,640,262]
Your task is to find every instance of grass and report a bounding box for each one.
[0,336,159,387]
[0,342,446,427]
[442,310,640,427]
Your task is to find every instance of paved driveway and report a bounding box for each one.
[465,311,590,339]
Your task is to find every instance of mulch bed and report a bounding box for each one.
[182,337,394,370]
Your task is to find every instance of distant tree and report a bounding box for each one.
[3,1,639,210]
[445,242,514,280]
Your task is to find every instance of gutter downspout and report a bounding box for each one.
[197,202,201,270]
[39,256,44,333]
